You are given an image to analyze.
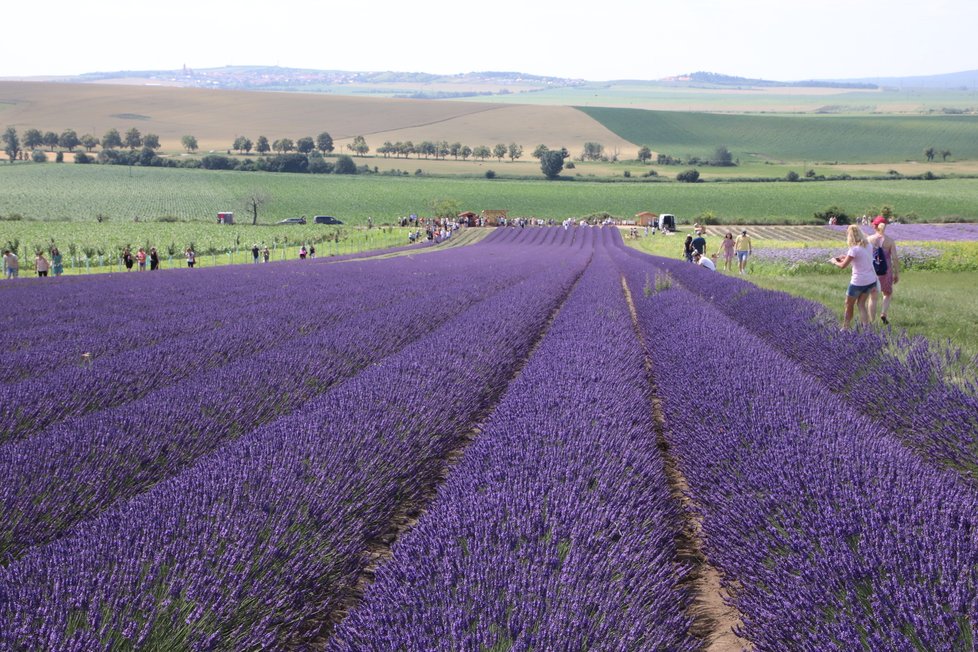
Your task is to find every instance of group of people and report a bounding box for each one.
[4,248,67,278]
[122,247,162,271]
[830,216,899,330]
[684,226,753,274]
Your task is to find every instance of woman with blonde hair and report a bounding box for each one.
[830,224,878,330]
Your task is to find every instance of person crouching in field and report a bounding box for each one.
[692,251,717,271]
[830,224,878,330]
[868,215,899,325]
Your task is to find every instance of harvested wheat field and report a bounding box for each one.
[0,81,635,157]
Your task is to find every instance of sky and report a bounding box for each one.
[6,0,977,81]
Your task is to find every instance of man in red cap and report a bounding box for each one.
[869,215,899,324]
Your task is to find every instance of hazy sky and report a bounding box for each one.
[6,0,976,81]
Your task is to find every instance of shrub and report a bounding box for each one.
[485,170,496,179]
[31,149,47,163]
[334,155,357,174]
[565,161,575,169]
[785,170,800,182]
[676,169,700,183]
[55,152,64,163]
[74,152,93,164]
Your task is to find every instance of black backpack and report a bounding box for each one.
[872,244,888,275]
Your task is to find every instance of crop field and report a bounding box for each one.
[460,80,978,114]
[0,81,631,158]
[579,106,978,162]
[4,164,978,229]
[1,227,975,649]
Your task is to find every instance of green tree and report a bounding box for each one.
[181,135,199,153]
[102,128,123,150]
[540,149,567,179]
[42,131,60,151]
[348,135,369,157]
[3,127,20,162]
[473,145,491,161]
[532,144,549,159]
[58,129,80,151]
[450,142,463,159]
[232,136,248,153]
[460,145,472,160]
[711,145,734,166]
[418,141,435,159]
[582,142,604,161]
[507,142,523,162]
[23,129,43,150]
[429,198,460,219]
[255,135,270,155]
[334,154,357,174]
[240,137,252,154]
[80,134,100,152]
[637,146,652,163]
[493,143,507,161]
[296,136,315,154]
[124,128,142,150]
[676,169,700,183]
[316,131,334,154]
[143,133,161,151]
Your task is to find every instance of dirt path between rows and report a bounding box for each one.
[620,275,752,652]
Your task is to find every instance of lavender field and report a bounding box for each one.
[1,227,976,651]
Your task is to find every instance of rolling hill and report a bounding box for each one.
[0,81,635,157]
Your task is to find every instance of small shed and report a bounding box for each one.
[481,209,509,226]
[217,211,234,225]
[635,211,657,226]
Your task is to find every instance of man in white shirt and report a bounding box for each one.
[3,250,19,278]
[693,251,716,271]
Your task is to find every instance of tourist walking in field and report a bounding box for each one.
[691,230,707,257]
[262,246,270,263]
[735,230,753,273]
[830,224,878,330]
[252,244,260,264]
[50,247,63,277]
[3,250,18,278]
[34,252,50,277]
[683,235,694,262]
[122,247,135,271]
[309,244,316,259]
[185,247,196,268]
[136,248,147,271]
[868,215,899,325]
[716,232,735,271]
[299,245,307,260]
[149,248,160,271]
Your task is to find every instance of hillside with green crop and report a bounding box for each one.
[578,107,978,163]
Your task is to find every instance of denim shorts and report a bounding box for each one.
[846,281,877,298]
[737,251,749,262]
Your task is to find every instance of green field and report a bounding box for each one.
[465,81,978,114]
[3,164,978,227]
[630,235,978,359]
[578,107,978,163]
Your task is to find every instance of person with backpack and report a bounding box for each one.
[829,224,878,331]
[868,215,899,325]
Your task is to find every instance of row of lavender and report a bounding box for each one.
[0,234,591,649]
[617,243,978,482]
[1,255,459,443]
[0,246,546,564]
[330,244,696,650]
[0,238,434,384]
[615,251,978,649]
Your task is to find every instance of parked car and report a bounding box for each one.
[314,215,342,225]
[277,217,307,225]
